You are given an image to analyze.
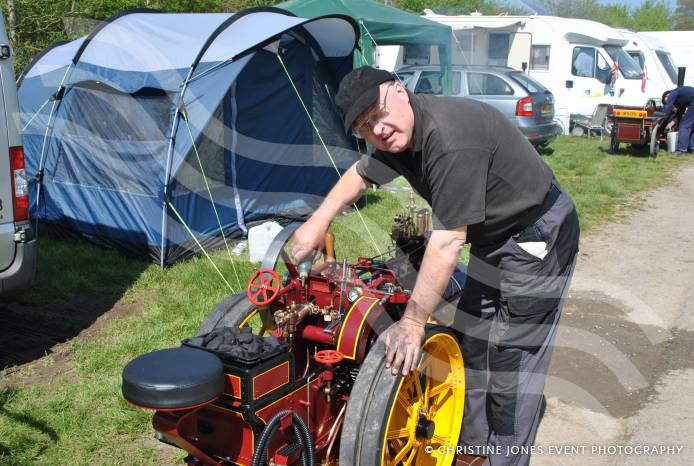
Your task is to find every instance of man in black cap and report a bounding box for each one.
[292,66,580,466]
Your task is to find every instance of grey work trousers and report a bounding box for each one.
[452,181,580,466]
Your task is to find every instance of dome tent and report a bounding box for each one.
[19,7,359,266]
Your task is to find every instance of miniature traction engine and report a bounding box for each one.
[122,195,469,466]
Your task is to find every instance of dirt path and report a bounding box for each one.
[534,162,694,465]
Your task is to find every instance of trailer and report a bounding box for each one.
[606,100,667,157]
[378,12,650,135]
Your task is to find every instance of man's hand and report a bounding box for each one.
[291,218,328,264]
[383,318,425,375]
[666,120,676,131]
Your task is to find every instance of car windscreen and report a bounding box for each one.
[603,46,643,79]
[655,50,678,85]
[508,72,550,94]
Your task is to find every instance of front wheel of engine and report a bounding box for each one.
[196,291,276,336]
[340,325,466,466]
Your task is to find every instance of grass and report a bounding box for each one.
[0,136,691,465]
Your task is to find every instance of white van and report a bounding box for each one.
[0,11,35,295]
[638,31,694,87]
[377,12,649,134]
[619,29,678,98]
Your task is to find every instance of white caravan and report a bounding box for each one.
[638,31,694,86]
[618,30,678,97]
[377,13,649,134]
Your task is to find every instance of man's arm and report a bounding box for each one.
[291,162,369,263]
[662,88,679,117]
[384,226,467,375]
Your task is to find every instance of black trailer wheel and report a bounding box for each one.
[609,128,620,154]
[197,291,275,336]
[340,325,465,466]
[649,122,660,158]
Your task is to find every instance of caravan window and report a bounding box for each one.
[467,72,514,96]
[489,33,510,60]
[403,44,431,65]
[572,47,595,77]
[531,45,550,70]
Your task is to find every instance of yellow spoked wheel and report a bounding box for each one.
[340,325,466,466]
[196,291,276,336]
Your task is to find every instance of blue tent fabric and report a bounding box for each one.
[19,8,359,266]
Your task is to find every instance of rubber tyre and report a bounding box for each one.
[649,123,660,159]
[339,325,465,466]
[609,128,620,155]
[197,291,274,336]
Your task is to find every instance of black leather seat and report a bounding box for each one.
[122,347,224,410]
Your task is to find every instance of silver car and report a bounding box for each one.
[395,65,557,147]
[1,11,35,295]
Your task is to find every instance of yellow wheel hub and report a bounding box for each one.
[382,332,466,465]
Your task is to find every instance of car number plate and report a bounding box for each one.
[541,105,552,114]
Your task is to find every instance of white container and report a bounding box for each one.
[667,131,679,153]
[248,221,284,262]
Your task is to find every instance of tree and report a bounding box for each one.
[674,0,694,29]
[632,0,673,31]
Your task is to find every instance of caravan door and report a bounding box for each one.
[566,46,612,116]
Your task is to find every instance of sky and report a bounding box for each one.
[510,0,677,14]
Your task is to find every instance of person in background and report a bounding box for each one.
[662,86,694,155]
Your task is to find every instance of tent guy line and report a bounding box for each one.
[276,52,382,256]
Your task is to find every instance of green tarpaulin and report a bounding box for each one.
[278,0,452,94]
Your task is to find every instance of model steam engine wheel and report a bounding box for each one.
[197,292,276,336]
[340,325,466,466]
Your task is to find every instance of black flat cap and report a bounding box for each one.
[336,66,395,133]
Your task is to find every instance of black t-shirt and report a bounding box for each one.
[356,93,554,245]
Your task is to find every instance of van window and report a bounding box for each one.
[414,71,461,95]
[467,72,514,96]
[596,52,611,83]
[531,45,550,70]
[627,51,645,70]
[655,50,678,85]
[604,46,643,79]
[572,47,595,77]
[489,33,510,60]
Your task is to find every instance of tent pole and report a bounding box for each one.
[160,64,196,268]
[33,64,73,237]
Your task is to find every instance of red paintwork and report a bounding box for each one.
[224,374,242,399]
[136,252,426,465]
[253,361,290,400]
[617,123,642,141]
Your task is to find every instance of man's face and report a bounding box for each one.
[353,82,415,153]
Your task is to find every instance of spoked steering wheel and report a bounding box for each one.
[246,269,281,306]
